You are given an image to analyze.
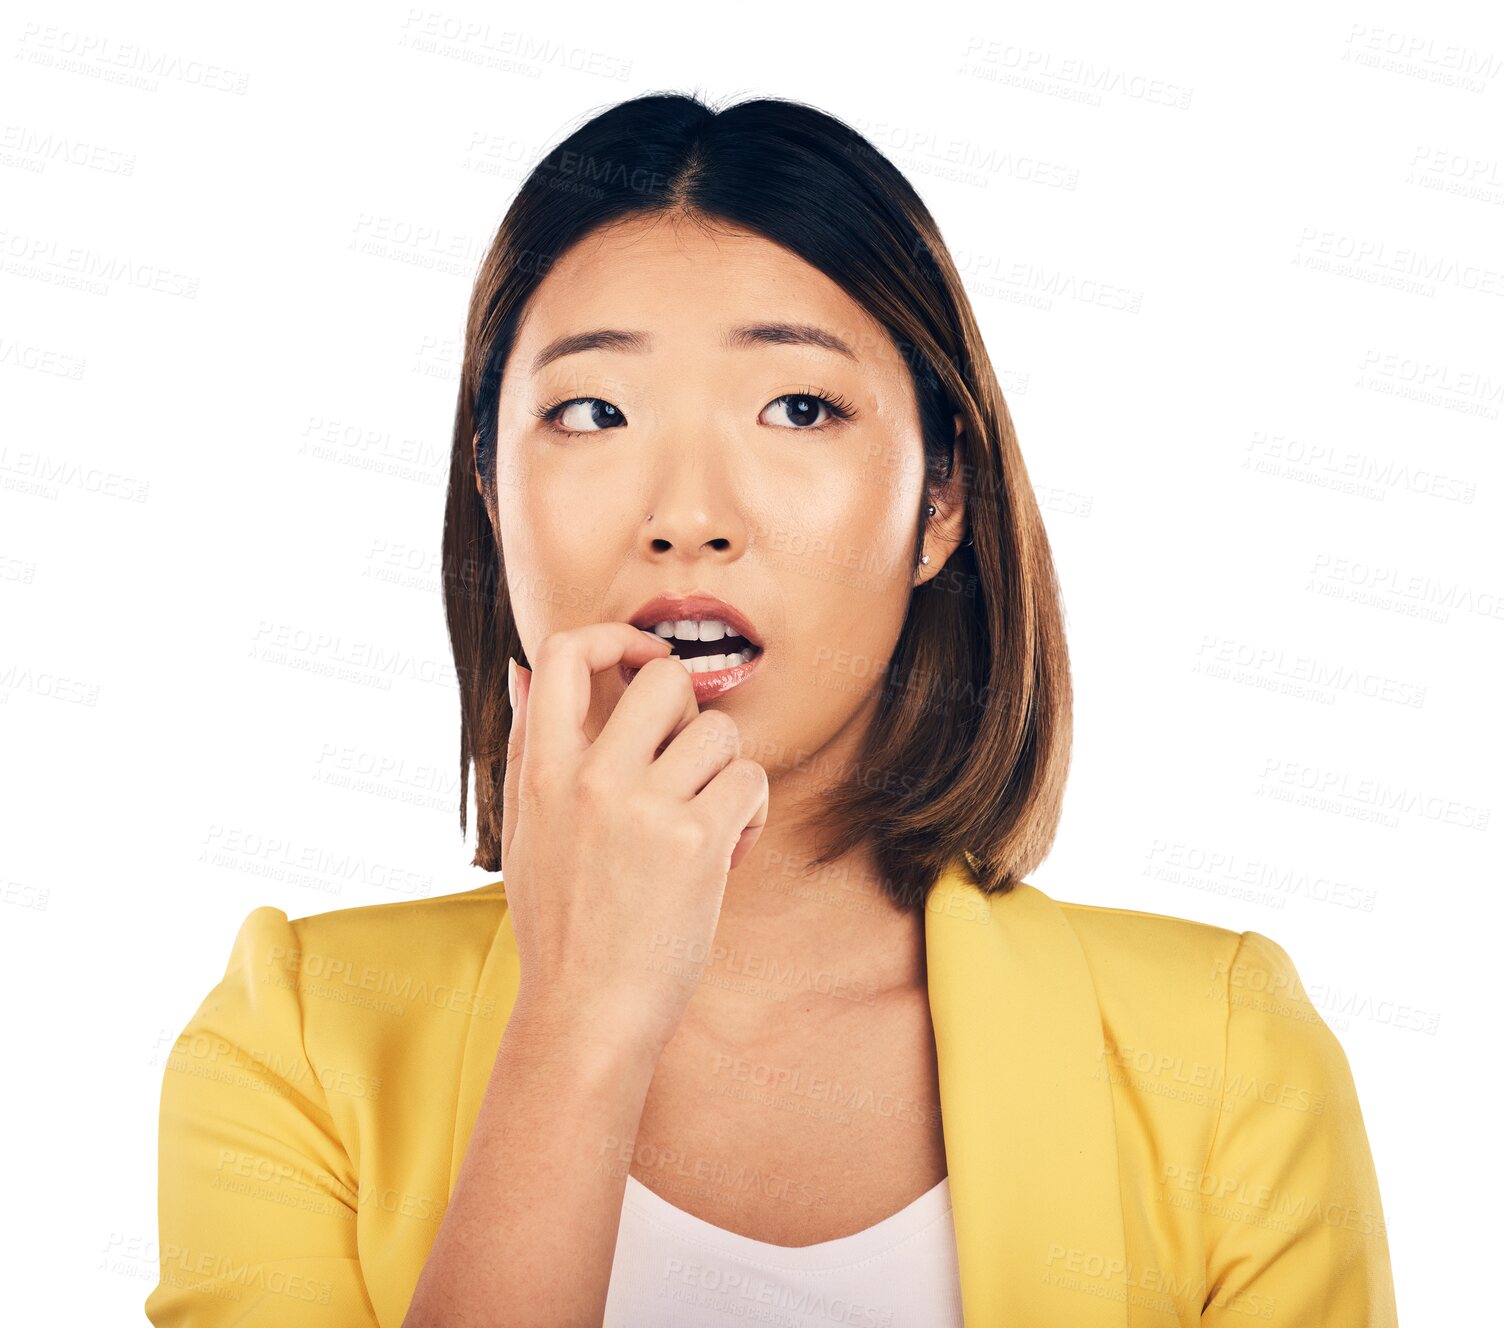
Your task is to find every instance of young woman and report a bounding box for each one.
[148,92,1398,1327]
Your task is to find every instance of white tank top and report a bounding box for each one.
[602,1172,965,1326]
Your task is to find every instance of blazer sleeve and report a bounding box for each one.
[1200,929,1398,1326]
[144,906,381,1326]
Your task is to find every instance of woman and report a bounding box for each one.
[147,92,1398,1327]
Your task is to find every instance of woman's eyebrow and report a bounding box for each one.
[530,322,858,374]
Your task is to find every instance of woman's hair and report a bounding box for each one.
[442,89,1073,908]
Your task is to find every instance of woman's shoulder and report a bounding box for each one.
[278,877,508,951]
[209,879,511,1037]
[1058,894,1325,994]
[1043,889,1345,1078]
[1049,891,1324,1011]
[1042,890,1287,1047]
[224,877,507,959]
[1051,891,1248,976]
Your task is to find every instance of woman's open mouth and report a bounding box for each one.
[619,640,766,701]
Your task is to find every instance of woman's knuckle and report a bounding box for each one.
[668,817,709,857]
[573,758,614,803]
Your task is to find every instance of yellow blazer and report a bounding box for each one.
[146,856,1398,1326]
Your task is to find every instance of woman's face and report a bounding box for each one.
[488,210,963,779]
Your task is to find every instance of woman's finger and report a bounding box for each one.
[500,659,532,872]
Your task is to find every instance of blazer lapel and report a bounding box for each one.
[447,858,1128,1326]
[926,859,1129,1325]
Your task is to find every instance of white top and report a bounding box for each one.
[602,1172,965,1326]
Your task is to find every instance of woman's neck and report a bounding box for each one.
[673,809,927,1048]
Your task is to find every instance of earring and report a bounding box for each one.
[926,504,936,516]
[920,554,930,565]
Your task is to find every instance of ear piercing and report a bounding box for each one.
[926,499,975,549]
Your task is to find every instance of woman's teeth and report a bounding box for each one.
[646,617,762,672]
[648,617,740,642]
[672,646,760,674]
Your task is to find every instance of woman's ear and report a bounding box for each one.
[472,432,505,550]
[916,414,969,585]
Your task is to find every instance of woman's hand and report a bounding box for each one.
[499,622,770,1060]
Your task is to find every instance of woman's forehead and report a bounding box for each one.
[516,219,887,365]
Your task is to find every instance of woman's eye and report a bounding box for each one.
[760,393,851,430]
[536,391,854,436]
[542,398,625,433]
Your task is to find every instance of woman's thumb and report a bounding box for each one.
[508,659,531,739]
[501,659,532,868]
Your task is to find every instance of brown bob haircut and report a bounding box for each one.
[442,90,1073,909]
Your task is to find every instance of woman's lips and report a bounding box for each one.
[619,645,766,702]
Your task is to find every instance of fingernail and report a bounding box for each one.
[507,658,517,710]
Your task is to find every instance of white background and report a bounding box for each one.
[3,0,1499,1319]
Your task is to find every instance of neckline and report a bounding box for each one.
[621,1173,953,1273]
